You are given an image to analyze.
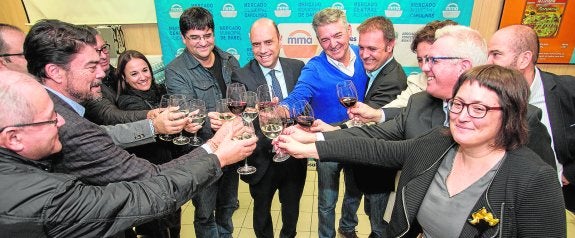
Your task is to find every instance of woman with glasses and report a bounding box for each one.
[278,65,565,237]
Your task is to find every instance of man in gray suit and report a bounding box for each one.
[488,24,575,232]
[224,18,307,238]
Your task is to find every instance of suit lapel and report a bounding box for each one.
[540,72,567,156]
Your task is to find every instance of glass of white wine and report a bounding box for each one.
[188,99,206,146]
[158,94,175,141]
[259,105,288,162]
[236,120,257,175]
[170,95,190,145]
[242,91,258,123]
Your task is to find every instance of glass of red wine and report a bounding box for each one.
[292,100,315,129]
[256,84,277,111]
[336,80,362,126]
[226,83,247,116]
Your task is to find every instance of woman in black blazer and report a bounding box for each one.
[279,65,565,237]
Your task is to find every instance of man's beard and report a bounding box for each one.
[66,81,102,103]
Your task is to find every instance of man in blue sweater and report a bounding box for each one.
[280,8,368,238]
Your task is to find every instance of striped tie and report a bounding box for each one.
[270,70,283,100]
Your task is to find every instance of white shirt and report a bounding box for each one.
[326,46,356,77]
[260,61,288,98]
[530,68,562,184]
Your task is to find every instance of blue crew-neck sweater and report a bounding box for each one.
[282,45,367,124]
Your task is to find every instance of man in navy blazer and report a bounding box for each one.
[232,18,307,238]
[488,24,575,227]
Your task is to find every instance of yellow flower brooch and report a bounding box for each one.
[468,207,500,227]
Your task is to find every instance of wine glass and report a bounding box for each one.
[256,84,277,110]
[336,80,362,126]
[158,95,174,141]
[260,105,291,162]
[292,100,315,129]
[226,83,247,116]
[242,91,258,123]
[216,98,236,121]
[188,99,206,146]
[170,95,190,145]
[236,120,257,175]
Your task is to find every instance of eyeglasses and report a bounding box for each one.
[185,33,214,42]
[0,113,59,133]
[0,52,24,57]
[447,99,502,119]
[96,44,110,55]
[424,56,463,66]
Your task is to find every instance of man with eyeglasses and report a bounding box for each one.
[164,6,241,238]
[81,27,160,126]
[0,70,258,237]
[284,25,555,208]
[0,24,27,73]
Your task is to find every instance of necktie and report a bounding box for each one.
[270,70,284,100]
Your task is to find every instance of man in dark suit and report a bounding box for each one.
[344,16,407,238]
[488,24,575,232]
[234,18,307,238]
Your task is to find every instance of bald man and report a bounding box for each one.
[0,23,27,72]
[0,70,256,237]
[488,24,575,235]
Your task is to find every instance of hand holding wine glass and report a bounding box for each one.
[260,105,292,162]
[336,80,362,126]
[235,120,257,175]
[158,94,174,141]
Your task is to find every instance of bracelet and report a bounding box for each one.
[207,139,219,151]
[148,119,156,135]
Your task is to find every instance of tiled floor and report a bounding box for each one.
[179,162,394,238]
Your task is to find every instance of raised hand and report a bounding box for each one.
[348,101,383,124]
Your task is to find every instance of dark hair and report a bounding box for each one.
[179,7,214,36]
[357,16,395,41]
[0,23,23,54]
[115,50,156,99]
[410,20,458,52]
[452,64,530,150]
[24,19,96,81]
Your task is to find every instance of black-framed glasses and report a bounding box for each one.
[0,113,59,133]
[447,99,502,119]
[96,44,110,55]
[185,33,214,42]
[424,56,463,66]
[0,52,24,57]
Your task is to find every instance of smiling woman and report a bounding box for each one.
[278,65,565,237]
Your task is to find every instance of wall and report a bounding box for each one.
[0,0,573,75]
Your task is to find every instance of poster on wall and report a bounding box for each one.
[500,0,575,64]
[155,0,474,74]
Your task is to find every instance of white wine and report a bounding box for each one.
[261,124,283,139]
[219,113,236,121]
[242,107,258,122]
[190,114,206,124]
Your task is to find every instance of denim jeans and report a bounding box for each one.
[317,161,362,238]
[192,168,239,238]
[364,192,390,238]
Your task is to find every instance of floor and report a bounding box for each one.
[179,161,395,238]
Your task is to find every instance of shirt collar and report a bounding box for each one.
[44,86,86,116]
[367,57,393,79]
[259,60,283,76]
[529,67,544,104]
[326,46,356,69]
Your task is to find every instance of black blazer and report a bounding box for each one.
[351,57,407,193]
[318,127,565,237]
[540,70,575,211]
[232,57,305,185]
[325,91,557,169]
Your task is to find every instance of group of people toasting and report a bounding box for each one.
[0,2,573,238]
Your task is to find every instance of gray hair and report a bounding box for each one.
[0,71,37,128]
[435,25,487,66]
[312,8,348,35]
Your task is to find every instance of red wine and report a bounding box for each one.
[339,97,357,108]
[258,101,276,111]
[281,118,295,127]
[296,115,314,127]
[228,101,247,115]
